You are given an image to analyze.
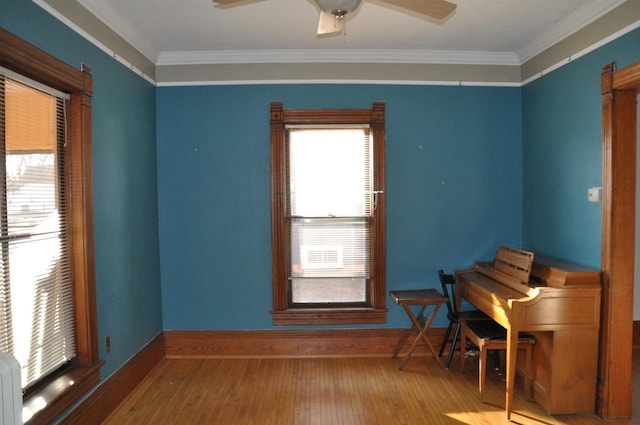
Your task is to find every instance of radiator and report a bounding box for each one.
[0,352,23,425]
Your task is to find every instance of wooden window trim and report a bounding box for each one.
[0,29,102,424]
[269,102,387,325]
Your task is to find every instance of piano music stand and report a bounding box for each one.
[390,288,448,370]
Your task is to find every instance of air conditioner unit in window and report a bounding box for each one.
[0,352,23,425]
[301,245,344,269]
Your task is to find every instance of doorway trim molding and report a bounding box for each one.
[599,60,640,419]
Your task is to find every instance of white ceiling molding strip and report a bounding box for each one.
[156,79,521,88]
[156,49,520,66]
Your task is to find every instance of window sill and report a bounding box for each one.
[272,308,387,325]
[24,360,104,425]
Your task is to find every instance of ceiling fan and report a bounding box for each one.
[213,0,457,36]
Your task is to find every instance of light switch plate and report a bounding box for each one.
[588,187,602,203]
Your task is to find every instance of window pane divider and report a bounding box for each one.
[286,123,370,129]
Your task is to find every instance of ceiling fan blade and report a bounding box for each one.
[317,11,344,35]
[377,0,456,20]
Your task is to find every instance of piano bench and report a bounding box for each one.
[460,320,535,403]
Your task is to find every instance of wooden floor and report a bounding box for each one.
[105,350,640,425]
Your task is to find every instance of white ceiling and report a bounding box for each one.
[77,0,628,66]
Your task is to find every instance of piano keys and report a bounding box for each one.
[455,246,601,418]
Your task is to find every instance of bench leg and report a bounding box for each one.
[479,342,487,402]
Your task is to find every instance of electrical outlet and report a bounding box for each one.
[106,336,111,352]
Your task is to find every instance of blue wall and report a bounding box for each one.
[1,0,163,383]
[157,84,523,329]
[522,28,640,268]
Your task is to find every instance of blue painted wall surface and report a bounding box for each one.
[522,28,640,268]
[1,0,163,384]
[157,85,523,330]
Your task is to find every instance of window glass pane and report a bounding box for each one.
[292,278,366,303]
[288,128,371,217]
[7,153,56,232]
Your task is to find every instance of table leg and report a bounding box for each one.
[416,303,443,359]
[392,304,427,359]
[398,303,443,370]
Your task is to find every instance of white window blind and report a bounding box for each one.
[286,127,372,304]
[0,73,75,390]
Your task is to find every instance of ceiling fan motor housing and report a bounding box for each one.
[315,0,362,16]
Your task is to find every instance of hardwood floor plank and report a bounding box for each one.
[105,352,639,425]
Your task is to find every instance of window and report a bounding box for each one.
[1,73,74,390]
[270,102,386,325]
[0,29,101,425]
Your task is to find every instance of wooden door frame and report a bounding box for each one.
[599,60,640,419]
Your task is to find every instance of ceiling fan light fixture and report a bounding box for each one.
[315,0,362,16]
[214,0,458,36]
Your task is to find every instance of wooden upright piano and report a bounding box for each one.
[455,246,601,418]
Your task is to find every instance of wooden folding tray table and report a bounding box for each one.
[390,288,448,370]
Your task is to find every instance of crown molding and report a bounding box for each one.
[156,49,520,66]
[521,18,640,86]
[157,79,522,87]
[516,0,628,63]
[32,0,156,84]
[77,0,160,62]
